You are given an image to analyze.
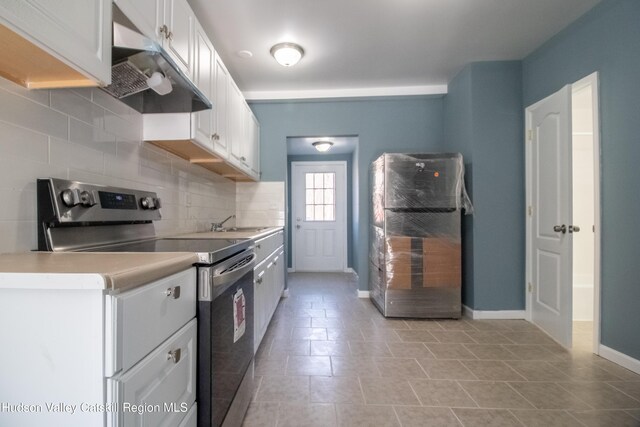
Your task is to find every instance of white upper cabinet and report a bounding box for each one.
[192,25,229,159]
[116,0,194,79]
[114,0,163,43]
[213,54,229,156]
[228,83,260,179]
[0,0,112,88]
[250,114,261,176]
[128,0,258,181]
[228,80,245,164]
[193,20,215,152]
[163,0,194,78]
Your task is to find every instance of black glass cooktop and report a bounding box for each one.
[85,238,251,265]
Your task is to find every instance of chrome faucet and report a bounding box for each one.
[211,214,235,232]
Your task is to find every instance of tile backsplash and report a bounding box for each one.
[236,182,285,227]
[0,77,236,253]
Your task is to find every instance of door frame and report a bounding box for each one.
[525,72,601,354]
[290,160,348,272]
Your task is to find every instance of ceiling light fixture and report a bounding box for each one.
[270,42,304,67]
[312,141,333,152]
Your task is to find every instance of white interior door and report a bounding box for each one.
[528,85,573,348]
[292,162,347,272]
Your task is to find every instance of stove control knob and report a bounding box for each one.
[79,191,97,207]
[140,197,154,209]
[61,189,80,207]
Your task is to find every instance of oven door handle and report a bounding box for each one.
[212,252,256,288]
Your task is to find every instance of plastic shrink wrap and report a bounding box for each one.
[369,153,472,318]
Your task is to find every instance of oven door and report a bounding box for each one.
[197,250,255,427]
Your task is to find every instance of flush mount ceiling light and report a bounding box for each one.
[312,140,334,152]
[270,42,304,67]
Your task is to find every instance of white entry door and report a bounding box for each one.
[292,162,347,271]
[527,85,573,348]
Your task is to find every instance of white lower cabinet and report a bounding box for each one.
[254,233,286,353]
[0,267,197,426]
[107,320,196,427]
[178,403,197,427]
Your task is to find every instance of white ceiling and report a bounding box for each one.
[188,0,600,99]
[287,136,358,156]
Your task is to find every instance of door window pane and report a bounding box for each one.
[304,172,336,222]
[324,173,334,188]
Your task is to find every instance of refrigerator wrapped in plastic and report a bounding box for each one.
[369,153,472,318]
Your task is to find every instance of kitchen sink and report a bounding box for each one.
[223,227,271,232]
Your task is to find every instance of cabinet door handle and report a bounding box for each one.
[159,25,169,37]
[241,156,246,161]
[167,348,181,364]
[165,286,181,299]
[256,277,263,284]
[167,31,173,41]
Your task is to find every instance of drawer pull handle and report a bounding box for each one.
[165,286,181,299]
[256,244,261,249]
[256,277,263,284]
[167,348,181,364]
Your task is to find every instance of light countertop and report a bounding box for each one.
[0,252,199,292]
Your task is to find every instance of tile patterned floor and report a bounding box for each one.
[242,273,640,426]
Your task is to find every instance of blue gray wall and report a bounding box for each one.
[443,67,475,307]
[523,0,640,359]
[444,62,524,311]
[286,153,354,269]
[250,97,445,290]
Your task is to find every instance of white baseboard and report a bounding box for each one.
[463,305,527,320]
[357,290,370,298]
[282,289,290,298]
[599,344,640,375]
[344,268,356,274]
[287,268,295,273]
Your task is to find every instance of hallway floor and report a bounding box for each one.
[243,273,640,426]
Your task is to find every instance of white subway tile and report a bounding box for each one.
[116,139,142,161]
[51,90,104,128]
[50,137,104,174]
[103,154,139,182]
[0,190,36,221]
[0,155,67,191]
[0,120,49,162]
[69,118,117,156]
[104,111,142,141]
[0,77,50,106]
[0,87,68,139]
[0,221,37,252]
[91,88,139,118]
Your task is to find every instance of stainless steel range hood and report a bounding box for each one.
[102,6,212,114]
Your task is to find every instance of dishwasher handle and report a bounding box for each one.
[212,252,256,289]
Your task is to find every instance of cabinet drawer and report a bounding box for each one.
[108,319,197,427]
[255,230,284,265]
[106,268,196,375]
[178,403,197,427]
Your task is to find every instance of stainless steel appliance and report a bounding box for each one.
[369,153,472,318]
[103,5,212,114]
[37,178,255,427]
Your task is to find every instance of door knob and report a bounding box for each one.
[553,224,567,234]
[569,225,580,233]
